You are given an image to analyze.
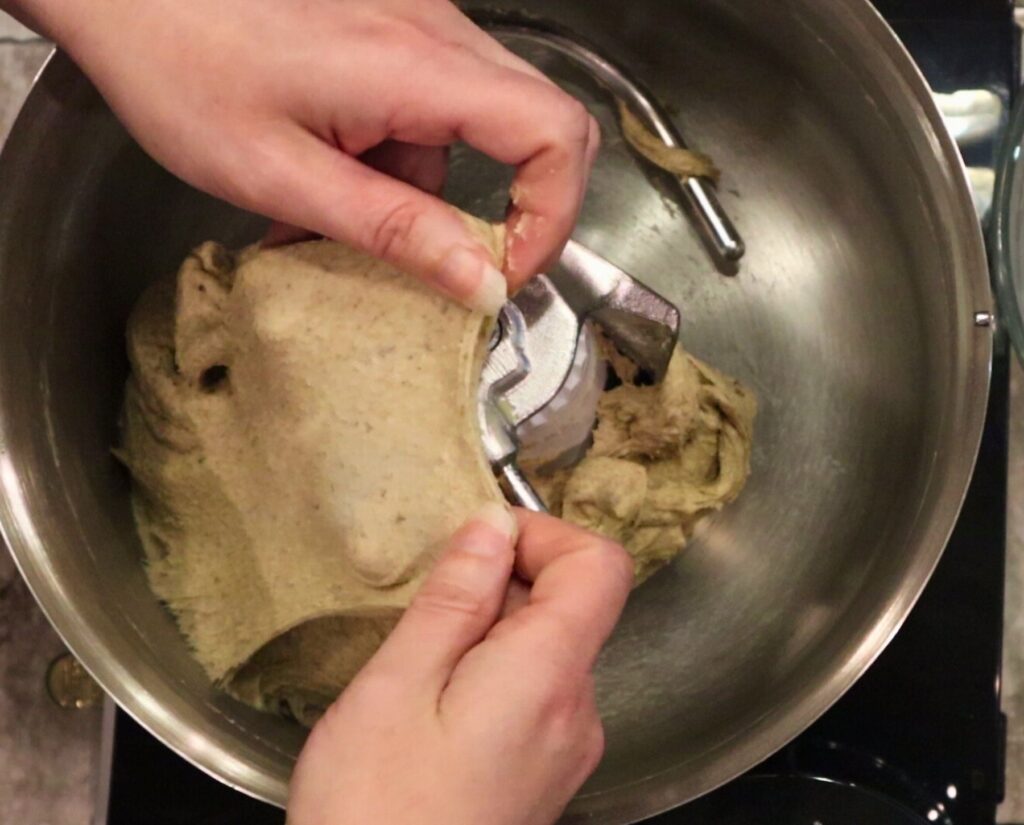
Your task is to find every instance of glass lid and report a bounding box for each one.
[992,89,1024,358]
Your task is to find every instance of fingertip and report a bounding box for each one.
[503,203,574,289]
[436,247,507,315]
[601,541,636,595]
[368,503,517,692]
[584,535,635,590]
[512,506,550,533]
[501,102,594,286]
[512,509,634,589]
[467,262,508,316]
[472,501,518,543]
[503,231,559,290]
[443,502,518,561]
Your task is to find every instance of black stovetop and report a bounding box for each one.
[103,3,1017,823]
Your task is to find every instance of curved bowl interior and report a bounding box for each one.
[0,0,990,821]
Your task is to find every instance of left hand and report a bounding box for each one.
[15,0,601,311]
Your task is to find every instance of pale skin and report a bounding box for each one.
[10,0,601,313]
[5,1,631,823]
[289,506,633,825]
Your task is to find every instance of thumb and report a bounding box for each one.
[253,130,507,315]
[362,502,518,698]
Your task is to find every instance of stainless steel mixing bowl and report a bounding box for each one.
[0,1,993,821]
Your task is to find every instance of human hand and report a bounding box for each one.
[287,505,633,825]
[17,0,599,313]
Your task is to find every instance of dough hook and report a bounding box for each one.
[479,241,679,511]
[485,20,745,267]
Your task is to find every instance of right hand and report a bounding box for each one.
[17,0,600,313]
[288,505,634,825]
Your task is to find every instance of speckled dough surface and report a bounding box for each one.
[118,235,504,721]
[118,229,754,723]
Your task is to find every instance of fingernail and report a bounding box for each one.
[463,502,518,557]
[469,263,508,316]
[437,248,507,316]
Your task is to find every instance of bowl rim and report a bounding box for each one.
[0,2,995,817]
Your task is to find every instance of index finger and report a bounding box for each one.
[378,55,599,288]
[502,510,634,671]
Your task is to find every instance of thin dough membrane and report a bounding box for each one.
[118,232,503,721]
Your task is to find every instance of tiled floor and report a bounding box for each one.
[0,10,1022,825]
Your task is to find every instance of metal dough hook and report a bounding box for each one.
[474,20,722,509]
[479,246,679,511]
[487,22,746,266]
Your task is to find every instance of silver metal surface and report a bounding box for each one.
[0,2,992,823]
[557,239,679,382]
[487,22,745,265]
[497,463,548,513]
[483,275,581,428]
[480,253,677,505]
[478,296,552,510]
[516,320,606,468]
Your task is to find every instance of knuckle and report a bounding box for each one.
[365,199,426,262]
[412,574,489,620]
[220,134,290,210]
[535,671,584,730]
[581,537,635,585]
[218,166,282,215]
[553,97,592,145]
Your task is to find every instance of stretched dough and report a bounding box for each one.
[118,234,504,719]
[119,225,755,721]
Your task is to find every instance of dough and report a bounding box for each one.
[230,615,398,726]
[530,344,756,582]
[118,229,505,720]
[118,219,754,722]
[617,99,720,183]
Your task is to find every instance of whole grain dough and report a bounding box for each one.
[120,228,755,723]
[530,344,756,583]
[118,232,504,721]
[616,99,719,183]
